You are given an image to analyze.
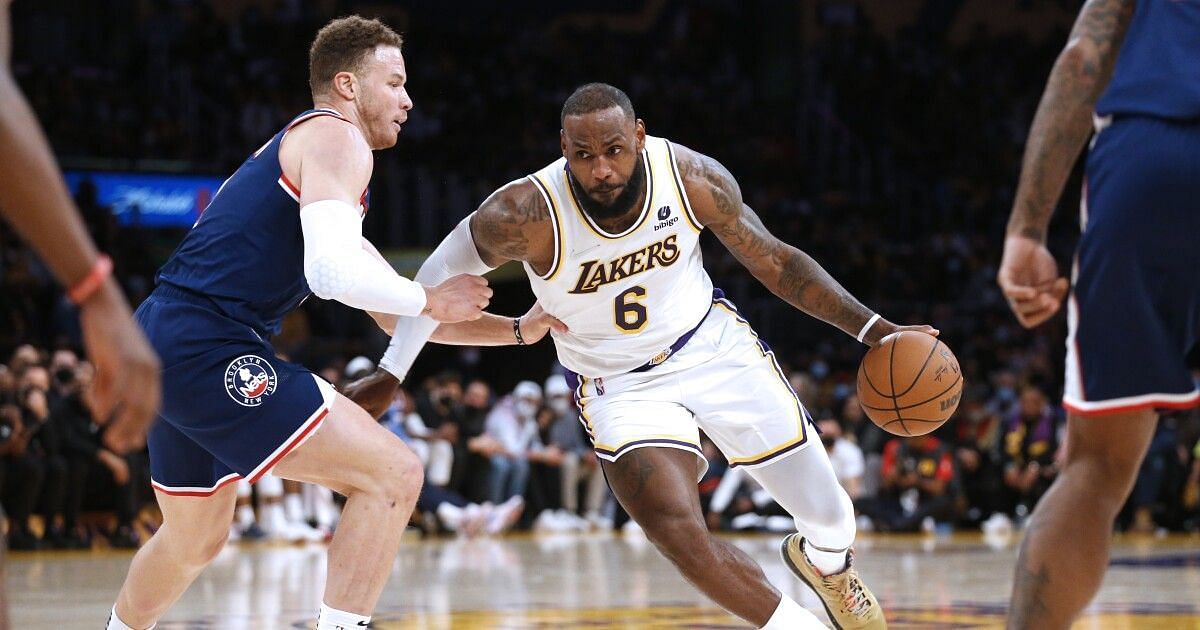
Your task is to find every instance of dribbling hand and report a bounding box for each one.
[423,274,492,323]
[997,235,1069,328]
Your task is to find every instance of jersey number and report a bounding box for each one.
[614,286,648,332]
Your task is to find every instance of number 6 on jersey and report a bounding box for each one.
[615,286,648,333]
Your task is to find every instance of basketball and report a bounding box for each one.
[856,331,963,436]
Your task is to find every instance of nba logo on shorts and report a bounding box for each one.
[224,355,278,407]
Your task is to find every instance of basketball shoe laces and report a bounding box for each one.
[823,568,872,618]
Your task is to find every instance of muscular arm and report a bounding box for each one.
[1006,0,1135,241]
[676,145,886,345]
[378,179,555,381]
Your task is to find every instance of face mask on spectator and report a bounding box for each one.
[548,396,571,415]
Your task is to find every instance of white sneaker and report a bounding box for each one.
[556,510,589,531]
[585,512,613,531]
[534,509,564,532]
[487,496,525,535]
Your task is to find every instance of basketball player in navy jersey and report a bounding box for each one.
[999,1,1200,627]
[346,83,941,629]
[100,16,560,630]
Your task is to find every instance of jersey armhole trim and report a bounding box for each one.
[666,141,704,232]
[529,174,563,281]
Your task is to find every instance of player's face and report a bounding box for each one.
[356,45,413,150]
[561,108,647,221]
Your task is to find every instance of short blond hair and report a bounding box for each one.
[308,15,403,95]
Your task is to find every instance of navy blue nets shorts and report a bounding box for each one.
[135,285,333,496]
[1065,115,1200,415]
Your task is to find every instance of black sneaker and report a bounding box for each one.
[8,529,42,551]
[109,525,140,549]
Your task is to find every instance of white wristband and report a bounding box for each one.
[856,313,882,343]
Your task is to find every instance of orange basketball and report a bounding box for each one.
[856,331,963,436]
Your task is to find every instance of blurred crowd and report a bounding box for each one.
[3,0,1200,549]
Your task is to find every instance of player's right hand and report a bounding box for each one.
[423,274,492,323]
[998,235,1069,328]
[81,280,162,454]
[342,368,401,420]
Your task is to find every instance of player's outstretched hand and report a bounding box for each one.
[423,274,491,323]
[998,235,1069,329]
[518,301,568,345]
[341,368,401,420]
[82,281,162,454]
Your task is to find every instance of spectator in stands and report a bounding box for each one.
[818,418,865,500]
[55,362,144,548]
[1001,386,1061,521]
[543,375,609,528]
[484,381,541,504]
[856,434,960,533]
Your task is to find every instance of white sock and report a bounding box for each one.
[803,538,849,575]
[285,493,306,524]
[236,505,256,529]
[315,603,370,629]
[760,594,824,629]
[107,606,155,630]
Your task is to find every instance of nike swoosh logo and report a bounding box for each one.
[574,244,601,256]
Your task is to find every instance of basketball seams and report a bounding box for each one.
[883,373,963,412]
[892,335,940,398]
[886,333,909,434]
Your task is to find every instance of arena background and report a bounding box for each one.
[3,1,1200,627]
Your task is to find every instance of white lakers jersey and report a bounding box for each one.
[524,136,714,378]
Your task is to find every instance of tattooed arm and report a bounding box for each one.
[1007,0,1135,241]
[675,145,935,346]
[344,180,560,417]
[468,179,556,271]
[999,0,1135,328]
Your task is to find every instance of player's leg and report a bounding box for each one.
[1007,410,1156,629]
[111,484,238,629]
[271,392,423,623]
[688,297,884,628]
[602,447,823,628]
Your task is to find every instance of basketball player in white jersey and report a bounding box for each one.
[347,83,936,629]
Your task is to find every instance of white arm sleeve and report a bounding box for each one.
[379,214,494,381]
[300,200,427,316]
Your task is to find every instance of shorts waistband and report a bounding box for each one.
[152,283,223,308]
[150,283,269,338]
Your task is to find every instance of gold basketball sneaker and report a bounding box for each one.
[780,534,886,629]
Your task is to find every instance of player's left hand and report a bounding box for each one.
[519,301,568,345]
[998,235,1069,328]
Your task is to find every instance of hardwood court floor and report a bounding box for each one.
[9,531,1200,628]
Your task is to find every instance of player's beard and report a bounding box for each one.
[569,155,646,223]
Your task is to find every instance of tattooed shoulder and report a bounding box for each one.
[673,143,744,222]
[470,179,550,265]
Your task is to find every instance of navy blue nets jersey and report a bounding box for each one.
[1095,0,1200,121]
[155,109,368,335]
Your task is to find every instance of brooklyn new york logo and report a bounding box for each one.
[224,355,278,407]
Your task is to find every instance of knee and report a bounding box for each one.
[806,486,855,532]
[639,511,709,560]
[361,444,424,507]
[161,522,228,567]
[1061,453,1142,514]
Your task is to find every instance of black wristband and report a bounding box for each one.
[513,317,527,345]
